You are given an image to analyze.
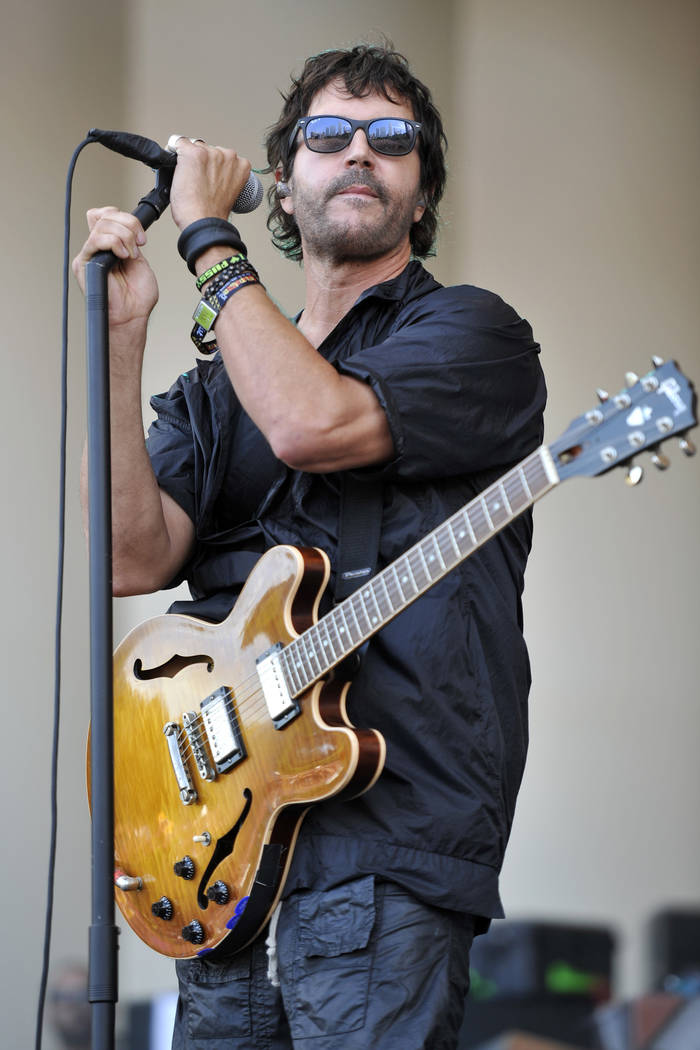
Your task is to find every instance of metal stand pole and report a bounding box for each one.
[85,173,172,1050]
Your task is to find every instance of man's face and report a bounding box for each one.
[280,80,426,264]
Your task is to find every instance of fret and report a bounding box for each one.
[523,452,549,497]
[391,563,407,604]
[480,496,494,531]
[518,464,533,500]
[503,470,530,514]
[334,603,358,649]
[377,572,396,618]
[467,503,490,543]
[326,609,348,658]
[453,511,476,550]
[317,618,338,662]
[428,532,447,572]
[281,647,303,695]
[482,489,510,529]
[499,481,513,516]
[361,584,383,627]
[399,556,420,597]
[445,520,462,559]
[351,591,372,637]
[300,631,322,676]
[417,543,435,582]
[407,547,431,591]
[287,641,308,690]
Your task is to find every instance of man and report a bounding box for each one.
[74,42,546,1050]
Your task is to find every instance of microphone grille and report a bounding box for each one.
[232,173,264,214]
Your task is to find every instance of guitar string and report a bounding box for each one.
[164,457,546,766]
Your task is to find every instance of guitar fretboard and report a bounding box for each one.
[279,445,559,697]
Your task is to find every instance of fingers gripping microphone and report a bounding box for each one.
[88,128,264,214]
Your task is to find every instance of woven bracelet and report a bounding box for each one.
[195,253,246,291]
[204,258,261,297]
[178,218,247,275]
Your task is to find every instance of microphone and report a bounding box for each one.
[88,128,264,214]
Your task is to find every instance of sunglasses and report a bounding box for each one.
[289,115,422,157]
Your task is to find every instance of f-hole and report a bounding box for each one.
[197,789,253,909]
[133,654,214,680]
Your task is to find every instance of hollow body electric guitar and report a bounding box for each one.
[99,359,696,960]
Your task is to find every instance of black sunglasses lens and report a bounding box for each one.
[303,117,416,155]
[367,119,414,155]
[305,117,353,152]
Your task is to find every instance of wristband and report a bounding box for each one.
[190,268,260,352]
[204,258,260,298]
[178,218,247,275]
[196,253,246,291]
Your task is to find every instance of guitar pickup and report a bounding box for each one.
[257,643,300,728]
[201,686,246,774]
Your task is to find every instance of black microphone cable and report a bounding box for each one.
[35,134,94,1050]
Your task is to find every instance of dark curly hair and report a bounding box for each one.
[264,43,448,262]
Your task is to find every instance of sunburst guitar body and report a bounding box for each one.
[100,544,385,959]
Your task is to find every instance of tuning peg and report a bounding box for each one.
[596,388,609,403]
[679,436,696,457]
[624,372,639,387]
[651,355,664,368]
[625,464,644,486]
[651,451,670,470]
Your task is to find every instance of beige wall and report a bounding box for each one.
[1,1,698,1046]
[452,0,700,994]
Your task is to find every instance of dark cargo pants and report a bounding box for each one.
[172,876,475,1049]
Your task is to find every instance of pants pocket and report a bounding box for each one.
[173,954,252,1045]
[277,876,377,1039]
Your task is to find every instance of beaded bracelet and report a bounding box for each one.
[178,218,247,275]
[195,253,246,291]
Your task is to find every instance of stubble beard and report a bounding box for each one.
[293,171,421,264]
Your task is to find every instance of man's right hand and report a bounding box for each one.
[72,206,159,331]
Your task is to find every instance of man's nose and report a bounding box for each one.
[344,129,374,166]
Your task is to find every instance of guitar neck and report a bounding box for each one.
[277,445,560,698]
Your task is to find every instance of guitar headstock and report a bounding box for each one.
[550,359,697,483]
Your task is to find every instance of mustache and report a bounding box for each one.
[325,171,387,202]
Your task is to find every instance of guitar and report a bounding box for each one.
[99,358,696,960]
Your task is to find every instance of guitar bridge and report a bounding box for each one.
[163,722,197,805]
[183,710,215,782]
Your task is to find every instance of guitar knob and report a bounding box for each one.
[596,388,609,403]
[181,920,205,945]
[680,436,696,457]
[625,464,644,486]
[174,856,195,880]
[206,881,230,905]
[624,372,639,387]
[651,451,670,470]
[151,896,174,921]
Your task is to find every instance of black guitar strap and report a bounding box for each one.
[334,473,384,603]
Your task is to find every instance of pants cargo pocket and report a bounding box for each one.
[277,876,377,1040]
[173,953,252,1046]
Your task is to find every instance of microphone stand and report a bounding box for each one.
[84,166,173,1050]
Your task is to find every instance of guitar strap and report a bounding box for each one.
[334,473,384,603]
